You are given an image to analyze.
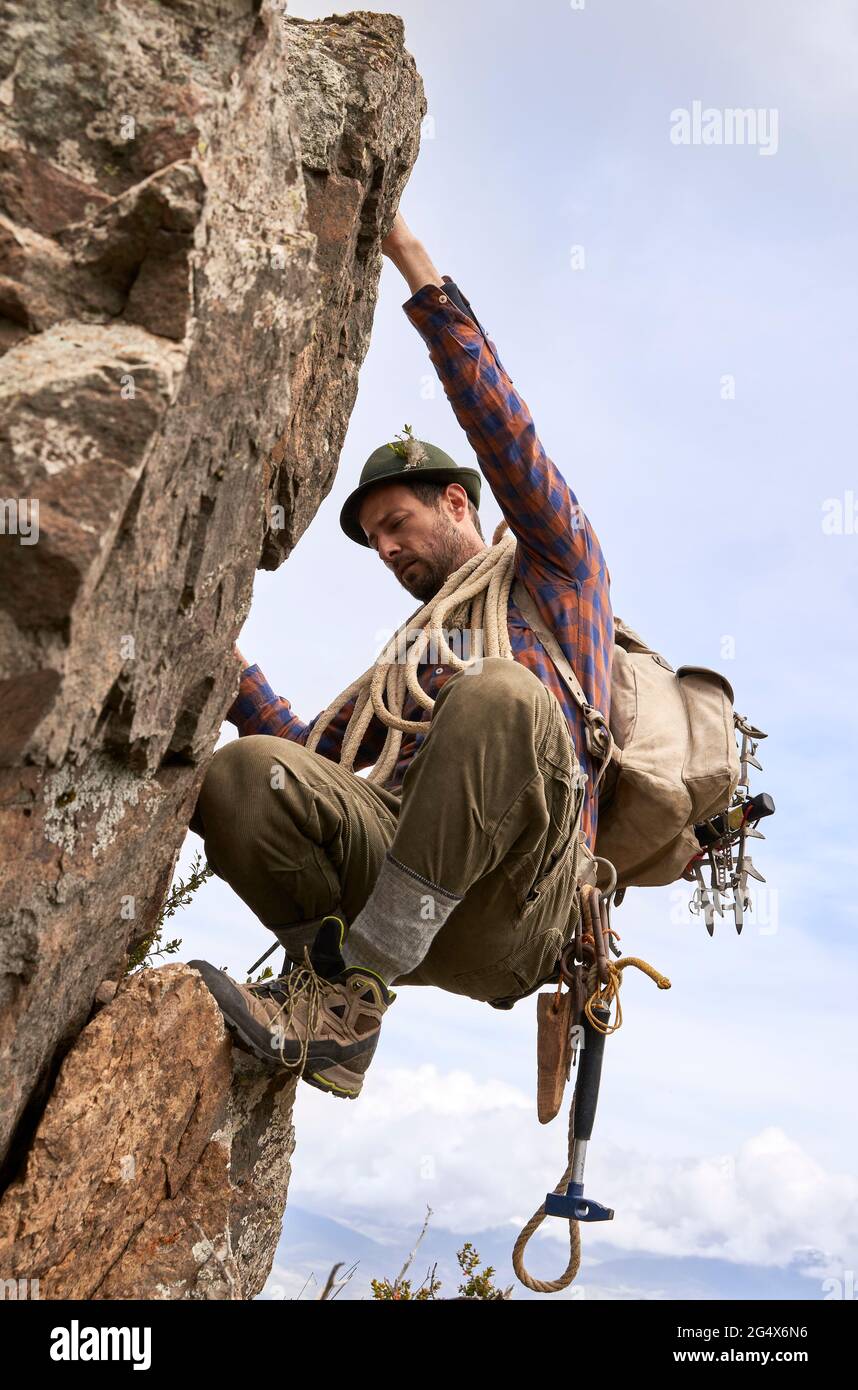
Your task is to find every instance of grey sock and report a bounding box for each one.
[341,852,463,985]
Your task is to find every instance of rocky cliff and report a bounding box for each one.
[0,0,424,1297]
[0,965,298,1299]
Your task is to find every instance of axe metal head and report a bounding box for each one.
[545,1182,615,1222]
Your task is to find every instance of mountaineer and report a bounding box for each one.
[187,210,614,1099]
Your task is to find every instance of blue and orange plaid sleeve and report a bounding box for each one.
[402,277,614,847]
[226,664,308,739]
[402,278,609,590]
[225,664,385,770]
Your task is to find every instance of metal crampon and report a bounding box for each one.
[685,716,774,935]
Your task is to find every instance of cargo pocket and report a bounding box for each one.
[451,922,568,1005]
[522,742,584,909]
[519,826,577,917]
[451,847,579,1005]
[506,921,569,993]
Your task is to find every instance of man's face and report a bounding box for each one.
[358,481,478,602]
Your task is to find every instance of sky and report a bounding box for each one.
[170,0,858,1300]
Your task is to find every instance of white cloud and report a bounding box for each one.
[288,1066,858,1282]
[290,1064,532,1236]
[592,1127,858,1278]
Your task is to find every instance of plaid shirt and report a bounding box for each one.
[227,277,613,849]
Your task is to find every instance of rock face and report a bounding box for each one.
[0,0,423,1290]
[0,965,298,1300]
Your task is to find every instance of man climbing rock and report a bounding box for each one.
[188,211,614,1099]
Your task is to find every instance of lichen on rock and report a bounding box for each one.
[0,0,424,1296]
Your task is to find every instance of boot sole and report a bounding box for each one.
[302,1059,373,1099]
[188,960,375,1085]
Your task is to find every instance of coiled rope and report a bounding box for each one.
[305,522,518,784]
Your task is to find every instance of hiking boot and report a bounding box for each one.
[188,917,394,1099]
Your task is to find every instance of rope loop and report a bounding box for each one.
[512,907,671,1294]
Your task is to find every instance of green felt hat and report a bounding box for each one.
[340,429,481,547]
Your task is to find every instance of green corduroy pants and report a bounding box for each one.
[189,657,585,1006]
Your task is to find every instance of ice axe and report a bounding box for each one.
[515,882,670,1291]
[544,1000,614,1223]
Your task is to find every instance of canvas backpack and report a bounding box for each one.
[511,580,753,892]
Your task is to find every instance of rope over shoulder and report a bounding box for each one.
[305,522,518,784]
[303,518,615,789]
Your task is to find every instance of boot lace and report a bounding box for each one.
[246,946,330,1071]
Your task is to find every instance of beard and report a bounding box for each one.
[396,512,477,603]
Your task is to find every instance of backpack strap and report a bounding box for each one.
[512,579,614,788]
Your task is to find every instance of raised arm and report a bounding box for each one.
[381,213,607,590]
[382,222,444,295]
